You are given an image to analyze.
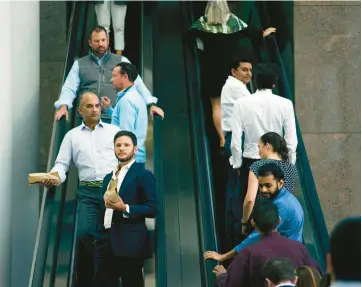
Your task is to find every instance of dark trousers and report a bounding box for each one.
[94,239,144,287]
[226,155,259,247]
[76,186,103,287]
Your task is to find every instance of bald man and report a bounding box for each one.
[45,92,120,286]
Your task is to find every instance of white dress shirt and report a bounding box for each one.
[230,89,298,168]
[51,120,120,183]
[276,283,295,287]
[221,76,251,133]
[104,159,135,228]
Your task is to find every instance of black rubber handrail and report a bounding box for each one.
[255,1,329,269]
[28,2,86,286]
[153,115,166,287]
[181,2,219,285]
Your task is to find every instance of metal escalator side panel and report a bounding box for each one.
[152,1,204,286]
[179,2,220,286]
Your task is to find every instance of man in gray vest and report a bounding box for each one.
[54,25,164,122]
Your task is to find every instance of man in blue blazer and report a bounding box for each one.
[93,130,157,287]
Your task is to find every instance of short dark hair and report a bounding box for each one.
[258,162,285,181]
[89,25,108,40]
[114,130,137,146]
[255,63,280,89]
[115,62,138,83]
[230,57,253,71]
[263,258,295,284]
[253,201,279,234]
[330,216,361,281]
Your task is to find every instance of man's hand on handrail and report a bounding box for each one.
[263,27,276,38]
[150,105,164,120]
[54,104,69,121]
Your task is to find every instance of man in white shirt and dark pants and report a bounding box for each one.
[44,92,120,286]
[221,57,252,156]
[229,63,297,243]
[221,57,252,249]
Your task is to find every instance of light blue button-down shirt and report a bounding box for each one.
[54,52,158,109]
[109,85,148,163]
[234,187,304,253]
[50,120,120,183]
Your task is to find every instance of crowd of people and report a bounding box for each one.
[34,0,360,286]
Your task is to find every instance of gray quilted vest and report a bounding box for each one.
[78,52,124,118]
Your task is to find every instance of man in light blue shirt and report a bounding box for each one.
[204,162,304,263]
[103,62,148,163]
[54,25,164,122]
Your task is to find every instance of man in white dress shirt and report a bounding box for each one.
[221,57,252,156]
[229,63,297,242]
[221,57,252,248]
[44,92,120,286]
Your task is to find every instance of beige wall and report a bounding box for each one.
[294,1,361,232]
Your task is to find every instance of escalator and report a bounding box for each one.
[28,3,87,286]
[152,1,218,286]
[29,2,151,286]
[30,1,328,287]
[254,1,330,270]
[187,0,330,271]
[30,1,219,287]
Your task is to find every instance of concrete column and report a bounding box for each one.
[39,1,67,172]
[294,1,361,231]
[0,1,40,286]
[0,2,13,285]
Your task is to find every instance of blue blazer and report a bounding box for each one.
[96,162,157,258]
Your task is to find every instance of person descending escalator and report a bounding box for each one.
[53,25,164,123]
[39,93,121,286]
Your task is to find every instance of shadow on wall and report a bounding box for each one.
[39,2,68,172]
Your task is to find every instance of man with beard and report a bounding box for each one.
[43,92,120,286]
[54,25,164,122]
[212,201,320,287]
[204,162,304,263]
[94,130,157,287]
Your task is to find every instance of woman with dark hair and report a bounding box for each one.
[295,266,322,287]
[189,0,276,148]
[240,132,299,235]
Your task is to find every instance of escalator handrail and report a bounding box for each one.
[186,3,218,253]
[152,115,166,286]
[181,2,219,285]
[255,2,330,264]
[269,33,330,258]
[28,2,84,286]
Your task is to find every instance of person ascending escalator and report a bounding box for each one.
[189,0,276,150]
